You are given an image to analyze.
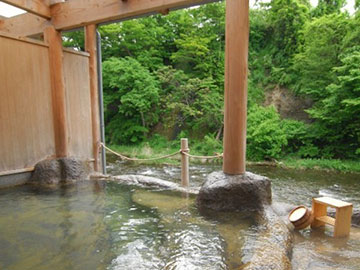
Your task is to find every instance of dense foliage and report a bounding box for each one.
[64,0,359,161]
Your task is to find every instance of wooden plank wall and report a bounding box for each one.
[0,36,56,172]
[0,35,93,174]
[63,52,93,159]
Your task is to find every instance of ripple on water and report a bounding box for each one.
[1,162,360,270]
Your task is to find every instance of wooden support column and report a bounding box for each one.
[85,24,101,172]
[223,0,249,175]
[44,26,68,157]
[181,138,189,187]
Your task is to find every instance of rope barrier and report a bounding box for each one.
[181,150,223,159]
[100,143,180,161]
[100,143,223,162]
[100,140,223,188]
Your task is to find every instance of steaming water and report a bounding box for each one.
[0,159,359,270]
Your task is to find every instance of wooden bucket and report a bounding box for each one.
[288,205,313,230]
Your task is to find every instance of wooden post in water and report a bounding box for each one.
[85,24,101,172]
[223,0,249,175]
[181,138,189,187]
[44,26,68,157]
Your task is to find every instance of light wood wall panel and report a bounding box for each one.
[0,36,55,172]
[63,52,93,159]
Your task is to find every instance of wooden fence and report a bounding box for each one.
[0,33,93,175]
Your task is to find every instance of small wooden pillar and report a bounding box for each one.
[85,24,101,171]
[223,0,250,175]
[44,26,68,157]
[180,138,189,187]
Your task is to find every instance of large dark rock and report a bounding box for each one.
[352,212,360,227]
[30,158,90,186]
[197,171,272,212]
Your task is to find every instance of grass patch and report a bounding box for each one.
[281,158,360,173]
[108,143,181,165]
[105,136,360,173]
[106,135,223,165]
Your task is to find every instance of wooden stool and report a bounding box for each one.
[311,197,353,237]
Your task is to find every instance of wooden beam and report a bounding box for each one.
[0,30,48,47]
[44,26,69,157]
[223,0,249,175]
[0,167,35,177]
[2,0,51,19]
[51,0,215,30]
[0,0,218,37]
[85,24,101,172]
[0,13,50,37]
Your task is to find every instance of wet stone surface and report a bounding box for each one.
[197,171,272,212]
[30,158,90,186]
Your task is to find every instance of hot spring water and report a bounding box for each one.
[0,161,359,270]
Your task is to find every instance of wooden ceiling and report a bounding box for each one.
[0,0,219,37]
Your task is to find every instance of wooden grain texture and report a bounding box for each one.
[315,216,335,226]
[0,12,50,37]
[0,31,48,47]
[181,138,189,187]
[334,205,352,237]
[63,52,93,160]
[0,0,218,37]
[311,197,353,237]
[85,25,100,171]
[223,0,249,174]
[314,196,352,208]
[0,167,35,177]
[2,0,51,19]
[0,36,55,172]
[44,26,68,157]
[311,198,328,228]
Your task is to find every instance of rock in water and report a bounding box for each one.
[30,158,90,186]
[197,171,272,212]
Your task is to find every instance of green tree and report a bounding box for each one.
[312,0,346,17]
[247,105,288,161]
[156,66,223,139]
[267,0,309,68]
[102,57,160,144]
[293,13,349,100]
[306,47,360,158]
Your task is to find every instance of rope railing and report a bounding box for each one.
[181,151,223,159]
[100,139,223,188]
[100,142,223,161]
[100,142,180,161]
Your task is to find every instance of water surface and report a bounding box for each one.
[0,178,254,270]
[108,161,360,270]
[0,160,359,270]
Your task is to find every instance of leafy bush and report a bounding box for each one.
[103,57,160,144]
[247,105,287,161]
[193,134,223,156]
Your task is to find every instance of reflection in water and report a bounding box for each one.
[107,161,360,269]
[0,182,112,270]
[0,180,252,270]
[0,162,359,270]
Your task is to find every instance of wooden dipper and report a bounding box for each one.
[288,205,314,230]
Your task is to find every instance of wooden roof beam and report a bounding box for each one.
[51,0,219,31]
[2,0,51,19]
[0,12,50,37]
[0,0,219,37]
